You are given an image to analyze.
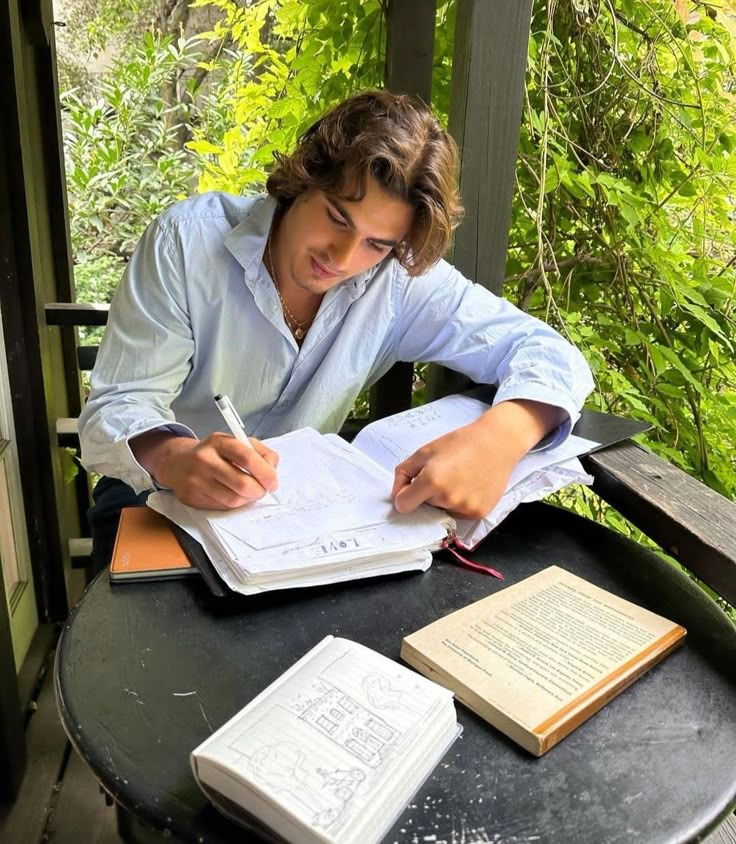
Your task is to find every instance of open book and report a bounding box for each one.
[191,636,460,844]
[148,394,597,595]
[402,566,687,755]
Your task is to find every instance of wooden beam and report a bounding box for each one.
[428,0,534,399]
[449,0,533,292]
[1,0,78,621]
[583,441,736,608]
[45,302,109,326]
[385,0,437,100]
[0,556,25,801]
[371,0,438,419]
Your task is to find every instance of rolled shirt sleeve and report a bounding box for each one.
[78,218,197,493]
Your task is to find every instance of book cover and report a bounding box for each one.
[110,507,198,581]
[401,566,686,755]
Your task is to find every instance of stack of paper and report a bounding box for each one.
[149,428,454,594]
[148,394,598,594]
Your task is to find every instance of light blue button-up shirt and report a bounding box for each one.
[79,192,594,493]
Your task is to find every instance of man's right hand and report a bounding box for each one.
[130,430,280,510]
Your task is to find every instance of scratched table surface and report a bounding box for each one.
[55,502,736,844]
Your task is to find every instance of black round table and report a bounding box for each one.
[54,502,736,844]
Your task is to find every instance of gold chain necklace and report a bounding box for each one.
[267,232,313,342]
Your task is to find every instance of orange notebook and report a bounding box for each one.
[110,507,198,581]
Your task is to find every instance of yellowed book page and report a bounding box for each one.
[403,566,686,737]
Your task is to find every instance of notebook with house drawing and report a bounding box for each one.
[147,393,600,596]
[190,635,460,844]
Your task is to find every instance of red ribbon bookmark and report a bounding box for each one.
[440,537,504,580]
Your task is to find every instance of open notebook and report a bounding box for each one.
[148,394,598,595]
[191,636,460,844]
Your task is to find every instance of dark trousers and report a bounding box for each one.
[89,476,150,572]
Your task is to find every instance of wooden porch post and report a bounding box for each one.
[0,537,25,800]
[369,0,437,420]
[428,0,534,399]
[0,0,81,621]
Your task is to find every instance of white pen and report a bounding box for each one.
[214,394,280,504]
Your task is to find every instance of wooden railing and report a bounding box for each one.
[583,443,736,608]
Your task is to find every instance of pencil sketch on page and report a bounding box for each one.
[207,641,440,833]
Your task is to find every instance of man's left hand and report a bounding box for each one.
[391,399,565,520]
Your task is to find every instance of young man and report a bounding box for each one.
[79,90,594,570]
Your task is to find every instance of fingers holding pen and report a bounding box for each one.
[211,433,280,497]
[143,433,277,509]
[211,393,281,504]
[248,437,280,470]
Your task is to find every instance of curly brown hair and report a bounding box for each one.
[266,90,463,276]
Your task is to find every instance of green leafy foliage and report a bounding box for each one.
[61,28,229,318]
[186,0,386,195]
[508,0,736,501]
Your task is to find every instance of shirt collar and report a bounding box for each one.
[223,194,277,276]
[222,193,389,298]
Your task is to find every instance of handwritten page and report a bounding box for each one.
[351,394,596,548]
[192,636,459,844]
[352,394,599,488]
[207,430,398,550]
[352,395,490,469]
[148,428,454,594]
